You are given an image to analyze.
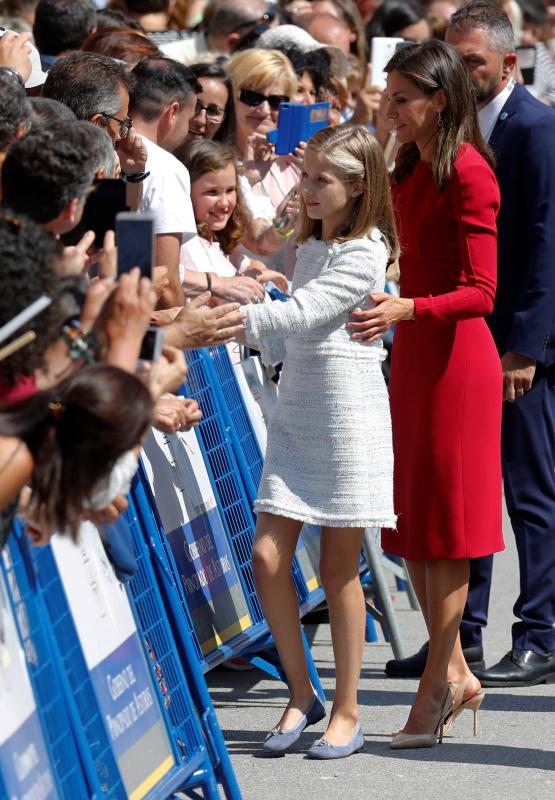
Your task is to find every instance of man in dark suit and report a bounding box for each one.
[384,0,555,687]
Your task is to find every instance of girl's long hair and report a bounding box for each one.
[386,39,494,191]
[296,124,399,260]
[175,139,250,255]
[0,364,153,538]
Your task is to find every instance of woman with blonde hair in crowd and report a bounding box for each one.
[226,47,302,276]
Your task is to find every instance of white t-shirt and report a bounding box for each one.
[180,235,237,277]
[139,135,196,242]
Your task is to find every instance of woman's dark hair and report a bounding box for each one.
[174,139,250,254]
[366,0,427,42]
[81,25,162,64]
[386,39,494,191]
[188,62,235,144]
[0,364,153,537]
[0,212,62,387]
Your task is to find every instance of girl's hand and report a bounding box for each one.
[348,293,415,343]
[247,268,289,294]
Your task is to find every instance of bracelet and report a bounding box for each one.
[61,320,99,363]
[122,171,150,183]
[272,220,295,239]
[205,272,212,292]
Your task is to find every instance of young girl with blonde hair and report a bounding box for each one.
[239,124,398,759]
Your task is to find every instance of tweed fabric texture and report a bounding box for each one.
[244,232,396,528]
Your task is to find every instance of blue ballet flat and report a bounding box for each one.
[306,724,364,759]
[261,694,326,756]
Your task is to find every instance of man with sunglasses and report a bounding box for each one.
[161,0,276,65]
[42,52,149,184]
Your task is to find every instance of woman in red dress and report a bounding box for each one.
[350,40,504,748]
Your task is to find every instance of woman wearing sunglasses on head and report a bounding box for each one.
[226,48,302,277]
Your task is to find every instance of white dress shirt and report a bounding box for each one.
[478,81,514,143]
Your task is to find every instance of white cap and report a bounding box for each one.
[0,29,48,89]
[257,24,349,80]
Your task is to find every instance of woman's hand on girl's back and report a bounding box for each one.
[349,293,415,343]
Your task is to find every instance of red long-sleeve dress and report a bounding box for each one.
[381,144,505,560]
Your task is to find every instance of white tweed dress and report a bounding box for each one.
[244,230,396,529]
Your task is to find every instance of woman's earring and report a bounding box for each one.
[437,111,444,128]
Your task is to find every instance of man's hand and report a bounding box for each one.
[165,292,246,349]
[350,64,384,127]
[116,127,148,175]
[96,230,117,279]
[0,31,33,84]
[501,352,536,402]
[211,274,265,304]
[96,268,157,370]
[146,346,188,399]
[58,230,96,275]
[153,394,202,433]
[348,293,415,343]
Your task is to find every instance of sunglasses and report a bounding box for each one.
[239,88,289,111]
[194,100,226,123]
[101,112,133,139]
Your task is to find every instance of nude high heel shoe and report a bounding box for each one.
[443,676,485,736]
[390,689,454,750]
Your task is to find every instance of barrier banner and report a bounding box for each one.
[0,571,56,800]
[141,427,253,655]
[51,524,175,800]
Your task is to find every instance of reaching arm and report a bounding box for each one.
[245,238,388,348]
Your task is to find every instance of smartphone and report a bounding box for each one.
[138,326,164,362]
[116,212,155,279]
[370,37,408,88]
[61,179,129,249]
[515,46,537,86]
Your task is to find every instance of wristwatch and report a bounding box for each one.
[122,171,150,183]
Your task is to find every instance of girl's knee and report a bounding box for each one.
[319,558,358,596]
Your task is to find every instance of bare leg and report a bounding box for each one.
[401,558,470,735]
[405,559,479,711]
[252,512,312,730]
[318,526,365,745]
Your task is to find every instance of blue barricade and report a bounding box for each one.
[6,520,228,800]
[2,525,90,799]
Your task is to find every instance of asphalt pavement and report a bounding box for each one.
[206,507,555,800]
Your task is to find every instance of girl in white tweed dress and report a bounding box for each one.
[238,125,398,759]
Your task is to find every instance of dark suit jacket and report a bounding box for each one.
[487,83,555,366]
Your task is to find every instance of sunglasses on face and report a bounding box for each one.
[239,88,289,111]
[101,112,132,138]
[194,100,226,123]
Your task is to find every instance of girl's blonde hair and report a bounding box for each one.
[297,124,399,258]
[226,48,298,97]
[174,139,250,255]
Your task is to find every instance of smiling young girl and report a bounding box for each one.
[177,139,289,293]
[238,124,398,759]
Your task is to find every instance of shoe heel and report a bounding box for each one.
[467,694,484,736]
